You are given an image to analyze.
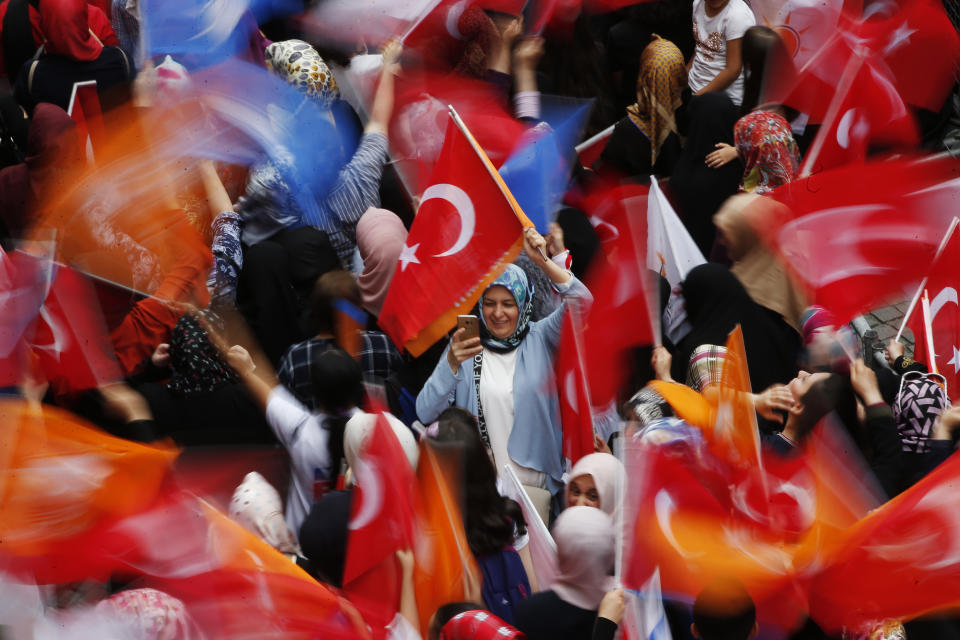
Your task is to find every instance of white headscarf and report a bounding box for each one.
[565,453,624,519]
[550,506,616,610]
[344,411,419,476]
[229,472,300,555]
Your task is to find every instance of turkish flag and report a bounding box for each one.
[556,305,596,465]
[749,154,960,325]
[379,114,527,355]
[578,183,656,406]
[390,69,526,197]
[799,54,918,175]
[906,221,960,392]
[808,450,960,632]
[342,413,417,628]
[859,0,960,112]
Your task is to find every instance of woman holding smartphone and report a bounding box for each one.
[416,228,592,505]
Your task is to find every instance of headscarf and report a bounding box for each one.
[685,344,728,392]
[734,110,800,194]
[94,588,198,639]
[798,305,858,374]
[265,39,339,107]
[440,610,526,640]
[555,207,601,281]
[356,207,407,317]
[713,193,809,331]
[669,92,742,256]
[672,263,800,395]
[550,506,616,610]
[344,411,419,473]
[229,471,301,555]
[566,453,623,519]
[0,103,82,238]
[166,312,239,396]
[894,373,950,454]
[626,37,686,165]
[513,253,559,322]
[478,264,534,353]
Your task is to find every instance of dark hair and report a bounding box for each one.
[692,576,756,640]
[793,373,858,446]
[430,408,527,555]
[311,349,364,468]
[310,270,363,335]
[740,26,797,117]
[429,602,485,640]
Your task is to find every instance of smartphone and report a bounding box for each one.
[457,315,480,341]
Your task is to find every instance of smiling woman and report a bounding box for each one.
[416,227,593,501]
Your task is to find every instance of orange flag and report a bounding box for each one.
[413,443,481,631]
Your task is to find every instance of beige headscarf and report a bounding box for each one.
[550,506,616,610]
[344,411,420,475]
[229,471,300,555]
[357,207,408,317]
[714,193,808,331]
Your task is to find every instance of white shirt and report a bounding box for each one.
[479,347,546,489]
[265,386,358,537]
[688,0,756,105]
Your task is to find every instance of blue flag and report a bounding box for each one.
[498,100,592,233]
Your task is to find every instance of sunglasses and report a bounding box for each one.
[896,370,949,418]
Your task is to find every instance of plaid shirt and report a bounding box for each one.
[277,333,402,412]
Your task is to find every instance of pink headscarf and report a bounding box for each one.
[356,207,407,317]
[550,506,616,610]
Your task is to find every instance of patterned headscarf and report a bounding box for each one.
[439,610,526,640]
[626,38,686,165]
[685,344,728,392]
[894,372,950,453]
[229,471,301,555]
[265,40,339,107]
[734,110,801,194]
[478,264,534,353]
[166,312,239,396]
[94,588,198,639]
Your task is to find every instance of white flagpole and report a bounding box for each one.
[895,216,959,341]
[922,289,939,375]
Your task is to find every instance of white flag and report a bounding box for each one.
[647,177,706,344]
[502,464,559,590]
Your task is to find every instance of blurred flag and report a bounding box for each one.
[499,101,591,233]
[710,326,764,472]
[379,109,529,354]
[343,413,418,626]
[622,571,671,640]
[502,463,559,590]
[749,0,856,68]
[414,444,482,631]
[575,123,613,170]
[755,154,960,324]
[808,450,960,633]
[647,177,705,345]
[905,218,960,393]
[556,303,597,465]
[304,0,443,49]
[579,183,656,406]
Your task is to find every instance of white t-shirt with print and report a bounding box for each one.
[688,0,756,105]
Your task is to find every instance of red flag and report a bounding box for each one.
[579,183,655,405]
[556,304,596,465]
[343,413,417,627]
[859,0,960,112]
[799,53,918,175]
[749,154,960,325]
[808,451,960,632]
[390,69,525,196]
[574,123,613,170]
[905,220,960,391]
[379,111,528,355]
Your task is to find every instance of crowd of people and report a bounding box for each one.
[1,0,960,638]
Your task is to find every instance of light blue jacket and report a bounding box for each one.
[416,276,592,495]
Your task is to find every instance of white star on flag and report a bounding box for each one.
[947,345,960,374]
[398,243,420,271]
[884,22,917,55]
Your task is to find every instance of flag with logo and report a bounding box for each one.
[380,108,531,355]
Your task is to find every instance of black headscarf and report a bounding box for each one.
[669,92,742,257]
[556,207,601,281]
[671,264,799,394]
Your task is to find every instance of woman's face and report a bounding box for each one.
[482,285,519,339]
[567,474,601,510]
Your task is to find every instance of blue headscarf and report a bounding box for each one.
[478,264,534,353]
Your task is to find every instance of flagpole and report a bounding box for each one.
[798,47,866,179]
[573,123,615,154]
[895,216,960,341]
[922,289,939,375]
[446,106,550,262]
